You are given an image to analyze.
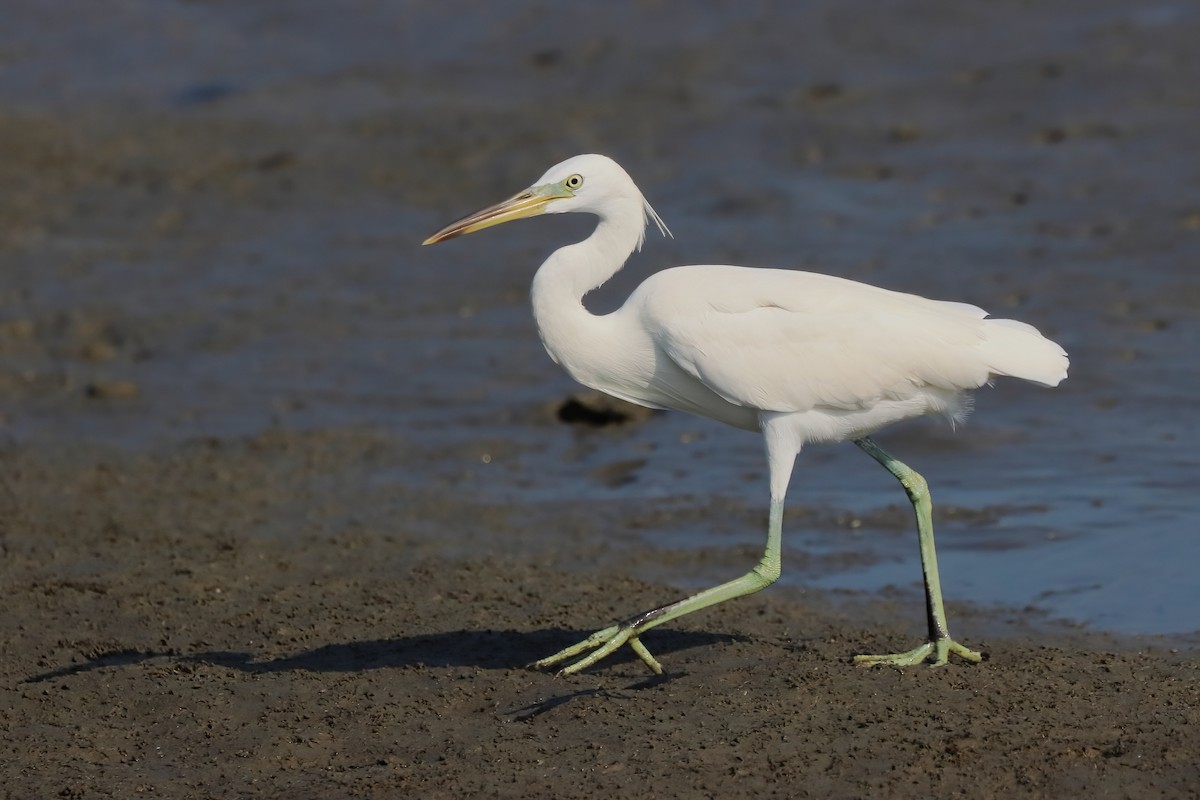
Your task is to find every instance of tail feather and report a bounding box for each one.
[981,318,1069,387]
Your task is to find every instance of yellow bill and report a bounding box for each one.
[423,189,560,245]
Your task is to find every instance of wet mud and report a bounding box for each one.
[3,1,1199,796]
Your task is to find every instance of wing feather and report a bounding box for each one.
[633,266,996,413]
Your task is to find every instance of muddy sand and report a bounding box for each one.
[3,1,1200,797]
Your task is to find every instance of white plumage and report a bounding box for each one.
[425,153,1068,675]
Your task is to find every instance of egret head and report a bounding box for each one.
[422,154,670,247]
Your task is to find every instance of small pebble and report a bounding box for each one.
[85,380,139,400]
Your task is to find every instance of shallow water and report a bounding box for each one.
[2,1,1198,637]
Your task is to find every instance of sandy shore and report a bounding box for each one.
[2,435,1197,797]
[3,1,1199,796]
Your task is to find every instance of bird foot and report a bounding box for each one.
[531,623,664,676]
[853,636,982,668]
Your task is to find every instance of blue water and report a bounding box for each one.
[2,1,1197,637]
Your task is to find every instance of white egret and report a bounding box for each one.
[423,154,1068,675]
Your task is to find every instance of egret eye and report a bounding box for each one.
[564,174,584,190]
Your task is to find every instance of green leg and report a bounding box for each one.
[532,497,785,675]
[852,436,982,667]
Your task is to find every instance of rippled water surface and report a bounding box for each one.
[3,1,1197,636]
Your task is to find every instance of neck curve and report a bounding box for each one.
[529,202,646,371]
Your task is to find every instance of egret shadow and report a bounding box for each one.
[23,628,742,684]
[505,671,676,721]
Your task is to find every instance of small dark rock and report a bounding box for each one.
[556,392,655,427]
[85,380,139,400]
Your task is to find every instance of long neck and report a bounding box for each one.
[530,204,645,369]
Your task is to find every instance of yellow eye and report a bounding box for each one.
[565,174,584,190]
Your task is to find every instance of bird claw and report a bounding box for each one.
[853,637,982,668]
[531,624,664,676]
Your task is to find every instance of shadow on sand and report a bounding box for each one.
[23,628,743,719]
[22,629,742,678]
